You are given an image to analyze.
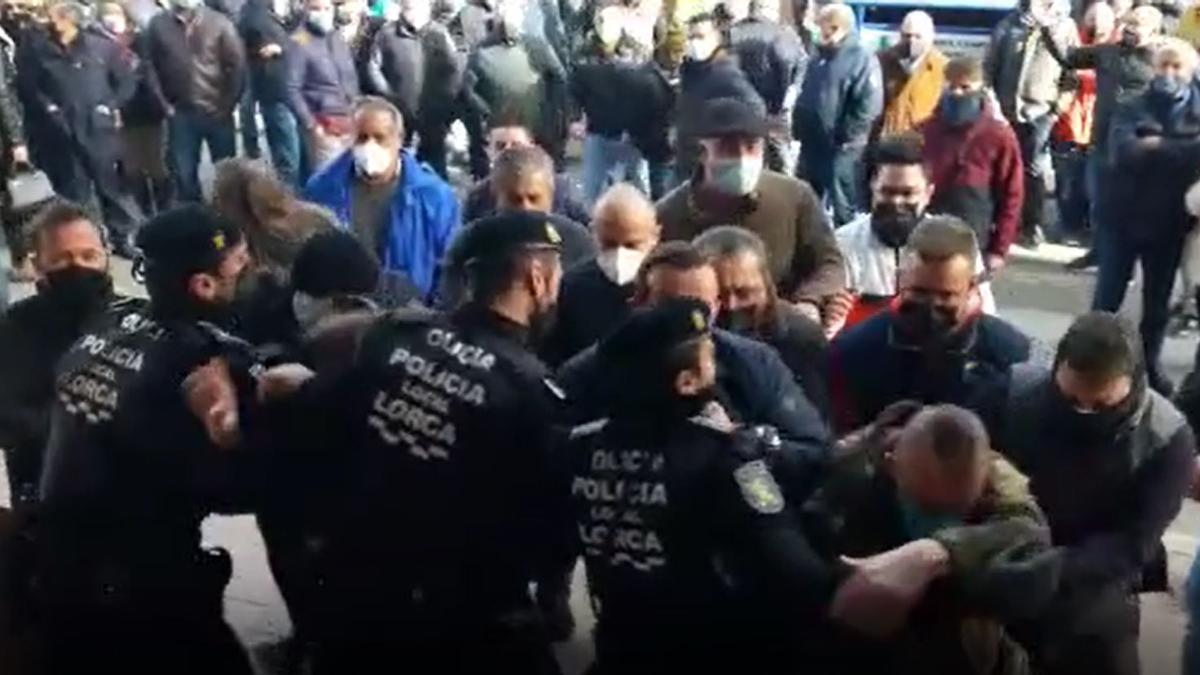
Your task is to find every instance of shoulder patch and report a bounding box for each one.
[569,418,609,440]
[733,460,785,514]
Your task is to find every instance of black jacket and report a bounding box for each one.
[367,19,463,124]
[239,0,294,103]
[1108,84,1200,240]
[543,258,633,366]
[0,289,123,508]
[1051,41,1154,157]
[729,17,806,115]
[463,33,566,139]
[16,29,135,147]
[677,51,764,140]
[753,305,829,421]
[565,415,834,672]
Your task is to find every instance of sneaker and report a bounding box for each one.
[1018,226,1046,249]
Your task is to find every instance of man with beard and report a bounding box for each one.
[972,312,1193,675]
[839,134,996,330]
[249,211,572,673]
[37,205,256,675]
[0,200,122,511]
[693,225,829,421]
[827,217,1031,433]
[545,183,660,366]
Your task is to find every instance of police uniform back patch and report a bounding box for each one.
[733,460,784,514]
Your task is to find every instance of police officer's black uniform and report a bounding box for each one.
[36,208,256,675]
[563,299,836,674]
[283,212,570,674]
[14,27,140,245]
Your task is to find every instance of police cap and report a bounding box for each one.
[599,298,712,369]
[135,204,244,278]
[456,210,566,268]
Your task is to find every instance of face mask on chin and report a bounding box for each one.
[38,266,113,320]
[595,246,646,286]
[706,154,763,197]
[870,203,924,248]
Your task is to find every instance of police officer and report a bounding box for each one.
[257,210,570,674]
[37,205,256,675]
[564,298,836,674]
[15,2,141,255]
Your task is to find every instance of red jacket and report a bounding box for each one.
[919,100,1024,257]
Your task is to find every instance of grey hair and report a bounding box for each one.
[692,225,769,267]
[353,96,405,137]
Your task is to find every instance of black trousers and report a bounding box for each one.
[43,131,141,243]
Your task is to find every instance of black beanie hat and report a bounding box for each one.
[291,230,381,297]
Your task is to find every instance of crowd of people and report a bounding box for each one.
[2,0,1200,672]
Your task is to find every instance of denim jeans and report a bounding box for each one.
[1052,140,1090,239]
[259,101,301,188]
[238,87,261,159]
[1185,548,1200,674]
[1092,222,1186,380]
[801,143,864,227]
[167,110,237,203]
[1015,113,1055,236]
[582,133,650,205]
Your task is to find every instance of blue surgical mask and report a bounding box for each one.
[707,154,763,196]
[940,91,985,126]
[1150,74,1190,102]
[897,494,963,539]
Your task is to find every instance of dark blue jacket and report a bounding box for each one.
[793,35,881,150]
[558,327,829,452]
[1108,82,1200,240]
[303,149,461,299]
[828,309,1031,433]
[286,26,359,129]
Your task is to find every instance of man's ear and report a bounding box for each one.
[188,272,217,303]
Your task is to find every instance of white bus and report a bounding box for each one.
[844,0,1019,58]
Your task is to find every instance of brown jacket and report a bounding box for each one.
[878,46,948,136]
[656,171,846,301]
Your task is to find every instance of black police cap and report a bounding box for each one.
[456,210,566,267]
[599,297,712,366]
[694,96,771,139]
[135,204,244,277]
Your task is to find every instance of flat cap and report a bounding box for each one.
[694,97,771,139]
[455,210,565,267]
[135,204,244,277]
[599,297,712,369]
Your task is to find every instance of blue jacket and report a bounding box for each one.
[303,149,460,299]
[793,35,882,150]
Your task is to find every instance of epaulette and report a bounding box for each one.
[383,305,441,326]
[569,418,609,440]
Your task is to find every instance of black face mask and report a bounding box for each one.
[871,203,924,249]
[896,298,958,347]
[1047,382,1142,442]
[673,382,718,420]
[38,266,113,321]
[527,301,559,347]
[716,307,760,335]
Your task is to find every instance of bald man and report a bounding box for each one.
[806,401,1056,674]
[877,11,947,136]
[544,183,661,364]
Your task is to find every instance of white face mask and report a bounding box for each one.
[273,0,291,17]
[172,0,203,13]
[353,141,396,178]
[101,15,127,34]
[401,2,430,28]
[707,154,763,196]
[685,36,718,61]
[596,246,647,286]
